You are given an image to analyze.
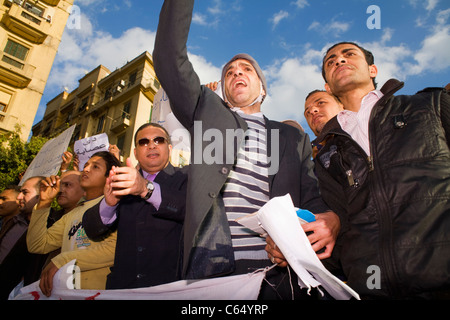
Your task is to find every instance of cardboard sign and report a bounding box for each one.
[19,125,76,185]
[74,133,109,170]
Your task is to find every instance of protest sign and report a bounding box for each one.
[19,125,76,185]
[74,133,109,170]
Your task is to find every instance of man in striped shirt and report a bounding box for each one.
[153,0,340,299]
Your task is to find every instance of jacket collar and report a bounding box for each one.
[313,79,405,145]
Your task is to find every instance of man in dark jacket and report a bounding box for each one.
[153,0,339,300]
[83,123,187,289]
[314,42,450,299]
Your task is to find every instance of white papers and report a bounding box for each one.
[11,260,267,300]
[237,194,360,300]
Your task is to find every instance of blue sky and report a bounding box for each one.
[36,0,450,139]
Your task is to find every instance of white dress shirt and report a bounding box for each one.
[337,90,384,156]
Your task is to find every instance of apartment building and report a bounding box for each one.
[32,51,170,166]
[0,0,73,141]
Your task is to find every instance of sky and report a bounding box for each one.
[35,0,450,139]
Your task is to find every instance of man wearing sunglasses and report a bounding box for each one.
[83,123,188,290]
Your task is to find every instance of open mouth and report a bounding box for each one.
[147,152,159,159]
[233,79,247,88]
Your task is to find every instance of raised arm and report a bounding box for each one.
[153,0,201,128]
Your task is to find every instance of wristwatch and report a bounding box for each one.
[142,181,155,200]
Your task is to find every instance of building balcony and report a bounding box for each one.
[3,2,51,43]
[0,50,35,88]
[110,112,131,133]
[40,0,60,6]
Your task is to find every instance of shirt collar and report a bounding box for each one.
[232,108,264,120]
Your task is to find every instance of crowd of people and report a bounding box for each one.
[0,0,449,300]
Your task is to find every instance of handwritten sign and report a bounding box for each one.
[151,88,171,126]
[19,125,76,185]
[74,133,109,170]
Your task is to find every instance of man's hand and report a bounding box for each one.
[265,235,288,267]
[60,151,73,172]
[265,211,341,266]
[106,158,148,204]
[302,211,340,260]
[37,175,60,209]
[205,81,219,92]
[39,261,59,297]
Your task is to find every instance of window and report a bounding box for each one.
[24,1,44,18]
[104,86,112,100]
[128,71,137,87]
[116,134,125,155]
[122,100,131,119]
[153,78,161,90]
[96,114,106,133]
[4,40,29,61]
[0,91,12,113]
[78,97,88,113]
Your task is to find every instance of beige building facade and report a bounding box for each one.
[32,51,163,166]
[0,0,74,141]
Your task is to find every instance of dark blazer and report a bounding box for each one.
[153,0,329,280]
[82,163,188,289]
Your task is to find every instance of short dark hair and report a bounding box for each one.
[22,176,45,193]
[321,41,377,89]
[2,185,21,194]
[305,89,342,105]
[133,122,172,146]
[91,151,122,177]
[305,89,327,101]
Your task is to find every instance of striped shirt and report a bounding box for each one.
[223,111,270,261]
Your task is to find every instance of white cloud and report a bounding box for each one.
[291,0,309,9]
[408,25,450,75]
[270,10,289,29]
[425,0,439,12]
[262,55,324,129]
[187,53,222,84]
[47,21,155,92]
[192,12,209,26]
[308,19,350,37]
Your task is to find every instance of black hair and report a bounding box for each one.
[91,151,122,177]
[321,41,377,89]
[305,89,342,105]
[133,122,172,146]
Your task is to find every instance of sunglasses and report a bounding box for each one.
[137,136,167,147]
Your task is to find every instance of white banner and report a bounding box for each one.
[10,260,266,300]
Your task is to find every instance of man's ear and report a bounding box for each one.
[369,64,378,79]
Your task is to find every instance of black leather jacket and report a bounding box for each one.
[313,79,450,299]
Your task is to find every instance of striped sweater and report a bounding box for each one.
[223,111,270,261]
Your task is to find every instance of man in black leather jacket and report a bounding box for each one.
[313,42,450,299]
